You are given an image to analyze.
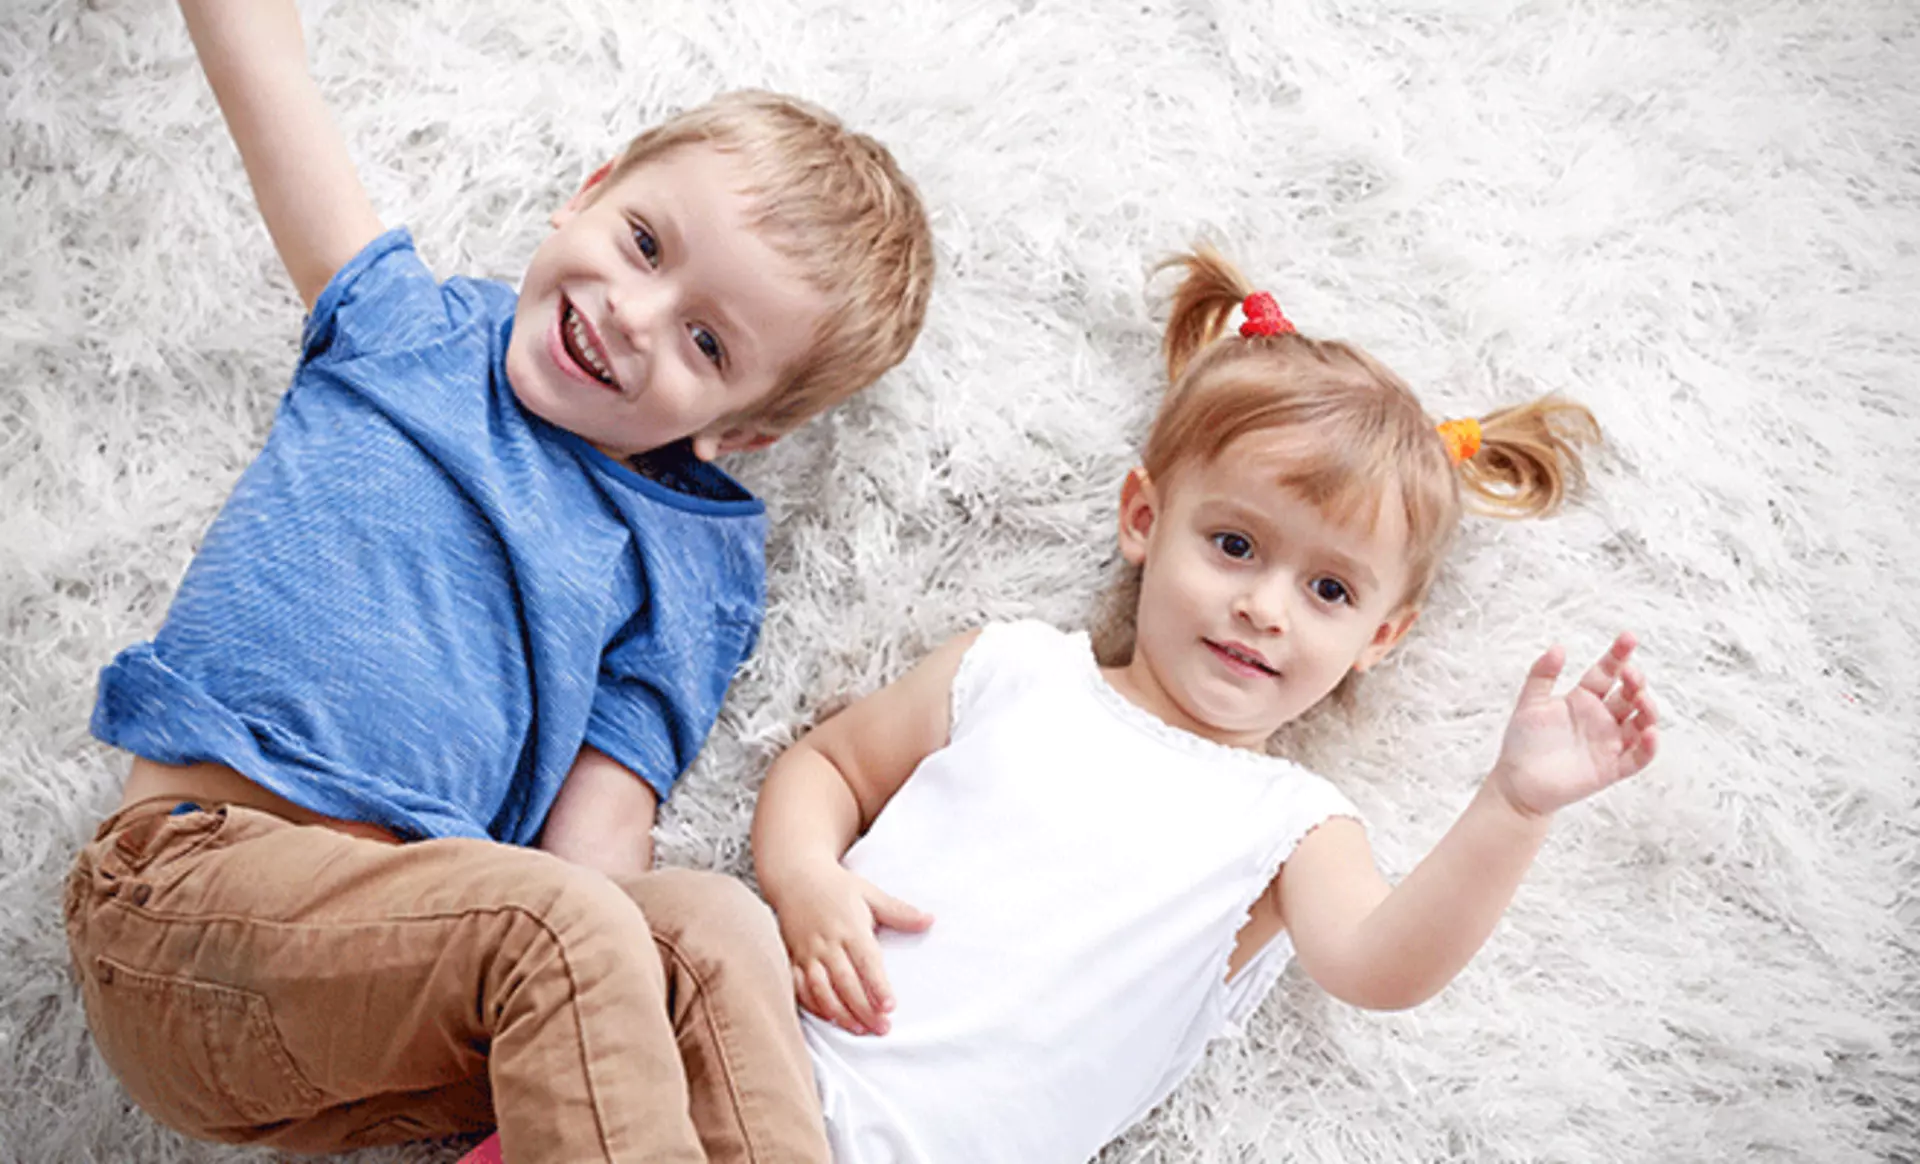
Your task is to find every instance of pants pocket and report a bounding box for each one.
[85,954,326,1138]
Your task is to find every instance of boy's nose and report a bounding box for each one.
[605,279,669,351]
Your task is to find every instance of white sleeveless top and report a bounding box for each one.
[806,620,1363,1163]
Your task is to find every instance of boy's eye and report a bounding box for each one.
[629,221,660,267]
[1211,532,1254,560]
[1311,577,1352,605]
[691,326,724,367]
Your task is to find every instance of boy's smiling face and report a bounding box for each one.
[507,144,828,462]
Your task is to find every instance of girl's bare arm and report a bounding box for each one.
[752,629,978,1035]
[1278,634,1658,1010]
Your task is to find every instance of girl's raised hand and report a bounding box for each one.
[1490,633,1660,817]
[775,863,931,1038]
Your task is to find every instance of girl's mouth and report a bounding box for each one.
[559,297,618,388]
[1207,640,1280,678]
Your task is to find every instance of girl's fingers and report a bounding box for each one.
[795,965,829,1023]
[826,948,880,1034]
[1576,633,1637,700]
[849,939,896,1018]
[867,888,934,934]
[1518,645,1567,705]
[1633,689,1658,728]
[1622,727,1659,776]
[1604,686,1633,721]
[1604,669,1651,722]
[806,960,861,1035]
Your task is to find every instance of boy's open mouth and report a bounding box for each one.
[560,297,617,388]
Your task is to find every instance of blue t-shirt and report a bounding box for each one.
[91,229,768,844]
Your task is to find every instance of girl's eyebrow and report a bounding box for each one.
[1197,497,1279,544]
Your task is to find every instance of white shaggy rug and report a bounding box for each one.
[3,0,1916,1160]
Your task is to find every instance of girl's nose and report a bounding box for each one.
[1235,579,1290,636]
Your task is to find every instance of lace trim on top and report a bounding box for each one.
[1063,629,1304,773]
[946,625,997,740]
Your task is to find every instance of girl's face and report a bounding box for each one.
[1108,432,1419,749]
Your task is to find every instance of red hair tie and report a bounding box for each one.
[1239,291,1295,338]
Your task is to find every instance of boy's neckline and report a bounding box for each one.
[541,424,765,517]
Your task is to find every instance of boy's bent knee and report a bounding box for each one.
[619,869,785,968]
[463,848,657,969]
[529,862,654,944]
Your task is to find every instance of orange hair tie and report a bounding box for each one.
[1437,417,1482,465]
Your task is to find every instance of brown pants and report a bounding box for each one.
[62,799,828,1162]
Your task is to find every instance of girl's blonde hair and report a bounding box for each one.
[1094,245,1599,666]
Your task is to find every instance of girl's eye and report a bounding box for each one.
[1311,577,1352,605]
[1211,532,1254,560]
[691,326,724,367]
[630,221,660,267]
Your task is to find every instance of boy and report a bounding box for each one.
[61,1,933,1160]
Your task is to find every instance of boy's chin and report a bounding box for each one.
[504,365,626,455]
[502,363,565,431]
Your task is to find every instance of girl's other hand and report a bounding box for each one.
[775,863,931,1037]
[1490,632,1660,818]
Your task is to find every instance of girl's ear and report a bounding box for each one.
[1353,606,1419,672]
[552,160,616,229]
[1117,468,1159,565]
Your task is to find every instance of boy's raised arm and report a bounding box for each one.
[179,0,384,309]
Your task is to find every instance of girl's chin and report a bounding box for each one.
[1165,693,1282,745]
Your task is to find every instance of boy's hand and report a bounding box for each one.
[1490,632,1660,818]
[775,863,930,1037]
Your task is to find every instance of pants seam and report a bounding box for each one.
[518,905,621,1164]
[655,931,763,1164]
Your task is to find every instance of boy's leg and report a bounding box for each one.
[64,799,704,1163]
[617,869,831,1164]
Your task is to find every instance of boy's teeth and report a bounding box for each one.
[564,305,613,383]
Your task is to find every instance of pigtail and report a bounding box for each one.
[1157,245,1258,385]
[1455,395,1601,519]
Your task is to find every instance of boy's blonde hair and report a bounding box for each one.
[1095,245,1600,667]
[605,90,934,435]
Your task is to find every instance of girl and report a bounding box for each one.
[750,247,1659,1162]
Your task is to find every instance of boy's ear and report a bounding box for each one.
[1116,468,1158,565]
[551,160,617,229]
[690,425,780,462]
[1353,606,1419,673]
